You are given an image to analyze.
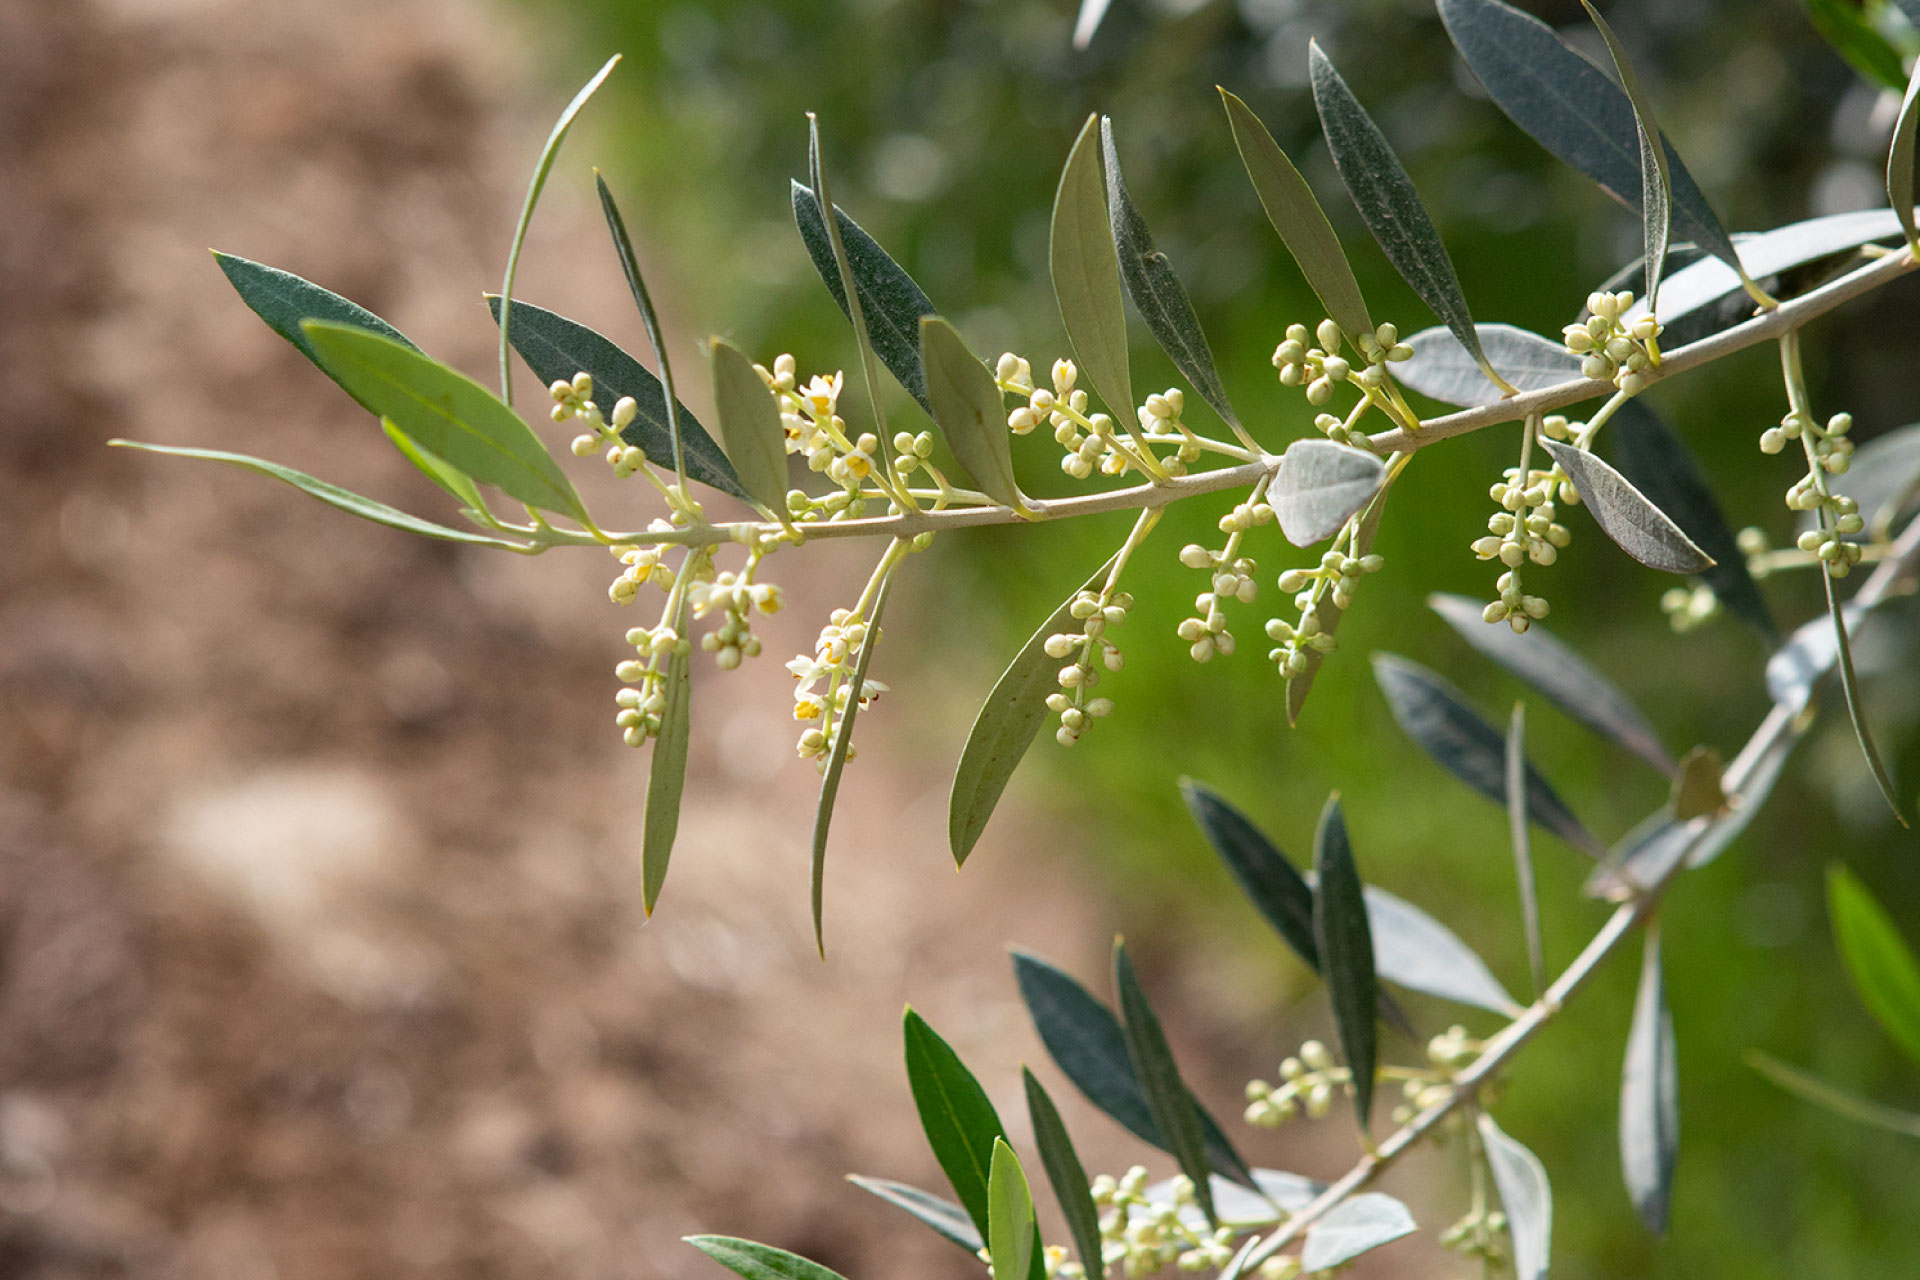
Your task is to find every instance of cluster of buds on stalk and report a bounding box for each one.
[1243,1039,1351,1127]
[550,372,643,475]
[1472,418,1577,633]
[1563,290,1661,395]
[754,354,890,521]
[1177,486,1273,665]
[1043,589,1129,745]
[1090,1168,1240,1276]
[1272,319,1413,408]
[787,608,886,767]
[1766,408,1866,576]
[1265,546,1384,676]
[688,561,783,670]
[1002,355,1164,482]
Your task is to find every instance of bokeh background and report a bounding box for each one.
[3,0,1917,1277]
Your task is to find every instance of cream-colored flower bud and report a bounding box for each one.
[1052,358,1077,393]
[1316,318,1342,351]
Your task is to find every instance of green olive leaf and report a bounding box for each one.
[597,173,686,483]
[986,1139,1039,1280]
[921,316,1028,511]
[1807,0,1910,92]
[902,1007,1013,1243]
[1539,438,1714,574]
[1477,1112,1552,1280]
[845,1177,983,1255]
[1051,114,1133,424]
[685,1236,850,1280]
[1620,925,1679,1234]
[642,588,693,916]
[1828,865,1920,1067]
[1746,1050,1920,1139]
[708,338,792,516]
[1578,1,1672,311]
[1114,941,1218,1227]
[1312,794,1378,1131]
[1507,704,1545,998]
[1395,324,1582,409]
[808,116,894,445]
[1022,1069,1105,1280]
[1823,563,1909,827]
[1891,55,1920,255]
[1299,1193,1416,1272]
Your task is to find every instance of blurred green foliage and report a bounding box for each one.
[512,0,1919,1275]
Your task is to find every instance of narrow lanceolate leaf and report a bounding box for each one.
[302,321,587,519]
[1299,1193,1416,1272]
[685,1237,849,1280]
[1581,1,1671,311]
[1477,1113,1552,1280]
[1024,1070,1105,1280]
[1394,325,1581,409]
[903,1007,1011,1241]
[1824,565,1909,827]
[1115,942,1219,1227]
[846,1177,983,1254]
[808,116,892,444]
[1101,119,1239,431]
[107,442,526,549]
[950,556,1118,865]
[791,181,939,413]
[987,1140,1038,1280]
[1428,592,1676,775]
[1287,476,1393,726]
[1010,952,1255,1188]
[1669,746,1726,822]
[381,419,492,516]
[1372,653,1604,856]
[642,589,692,916]
[1219,89,1373,341]
[1072,0,1113,49]
[1437,0,1747,281]
[1507,704,1545,999]
[921,316,1027,510]
[1620,926,1679,1234]
[498,55,620,407]
[213,251,419,385]
[1052,114,1133,421]
[597,173,686,481]
[1746,1050,1920,1139]
[1539,438,1713,574]
[1181,781,1319,969]
[1611,402,1775,639]
[487,296,752,502]
[1808,0,1910,92]
[1363,884,1523,1017]
[1891,56,1920,256]
[1313,796,1378,1131]
[1766,598,1868,713]
[708,339,791,515]
[1272,440,1386,547]
[1829,865,1920,1066]
[1310,42,1507,393]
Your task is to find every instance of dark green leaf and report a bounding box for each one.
[1312,795,1378,1130]
[642,589,692,916]
[1620,926,1679,1234]
[597,173,687,482]
[212,250,418,384]
[1395,324,1582,408]
[1299,1193,1415,1271]
[987,1139,1037,1280]
[791,181,938,413]
[1218,89,1373,342]
[1372,653,1604,855]
[1829,865,1920,1066]
[1824,560,1910,827]
[1272,440,1386,548]
[921,316,1027,511]
[1428,591,1676,774]
[708,339,792,515]
[1023,1069,1105,1280]
[1539,437,1714,574]
[1745,1050,1920,1139]
[902,1007,1011,1241]
[808,117,896,453]
[1807,0,1910,91]
[1114,941,1218,1227]
[1101,118,1239,431]
[1051,114,1133,421]
[846,1177,983,1254]
[1507,704,1545,998]
[1477,1113,1552,1280]
[1181,781,1319,969]
[685,1237,849,1280]
[1579,1,1672,310]
[486,296,752,503]
[1310,41,1506,392]
[302,321,586,519]
[1892,57,1920,253]
[1286,474,1393,725]
[1611,401,1776,639]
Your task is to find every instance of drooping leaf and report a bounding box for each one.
[302,321,587,520]
[598,173,687,483]
[950,556,1118,865]
[1579,0,1672,310]
[1507,704,1545,999]
[845,1177,983,1254]
[791,180,939,413]
[1310,41,1507,391]
[685,1237,850,1280]
[1539,437,1714,574]
[380,419,493,518]
[808,117,894,448]
[1477,1112,1552,1280]
[1807,0,1910,91]
[1620,926,1679,1234]
[1272,440,1387,547]
[1394,324,1582,408]
[487,296,752,502]
[1428,591,1676,774]
[1312,796,1378,1131]
[1114,941,1218,1227]
[1101,118,1239,431]
[921,316,1027,510]
[708,338,792,515]
[1299,1193,1416,1272]
[1745,1050,1920,1139]
[107,441,526,549]
[1051,115,1133,423]
[1372,653,1604,855]
[1287,474,1393,725]
[1219,89,1373,342]
[902,1008,1011,1241]
[1669,746,1726,821]
[1023,1069,1105,1280]
[1892,56,1920,255]
[1137,1169,1323,1227]
[1828,865,1920,1067]
[1611,401,1776,639]
[1823,564,1909,827]
[642,588,693,916]
[1363,883,1522,1018]
[987,1139,1038,1280]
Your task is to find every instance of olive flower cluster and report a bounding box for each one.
[787,608,887,767]
[1563,289,1661,395]
[1471,439,1577,633]
[1765,407,1866,576]
[1042,589,1129,746]
[1264,547,1384,676]
[1090,1168,1240,1277]
[1243,1038,1351,1128]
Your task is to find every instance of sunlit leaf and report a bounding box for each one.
[1829,865,1920,1067]
[1272,440,1387,548]
[1620,926,1679,1234]
[1394,324,1581,408]
[1115,941,1218,1226]
[921,316,1027,511]
[1051,115,1133,423]
[1807,0,1909,91]
[1477,1112,1552,1280]
[685,1236,849,1280]
[598,173,687,482]
[1072,0,1113,49]
[212,250,419,387]
[903,1007,1011,1241]
[1507,704,1545,998]
[1300,1193,1415,1272]
[1363,883,1522,1018]
[1312,795,1378,1130]
[1746,1050,1920,1139]
[1540,437,1714,574]
[642,588,692,916]
[1893,57,1920,255]
[1023,1069,1105,1280]
[1580,0,1672,310]
[846,1177,983,1254]
[987,1139,1037,1280]
[708,338,792,516]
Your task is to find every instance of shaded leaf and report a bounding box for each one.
[1139,1170,1323,1227]
[1746,1050,1920,1139]
[1051,115,1133,423]
[1580,0,1672,309]
[1310,41,1505,390]
[1829,865,1920,1067]
[1813,421,1920,542]
[487,296,751,502]
[1893,56,1920,254]
[987,1139,1038,1280]
[1023,1069,1105,1280]
[1395,324,1581,408]
[1477,1112,1552,1280]
[1363,883,1522,1018]
[1766,597,1868,713]
[1101,118,1238,430]
[846,1177,982,1254]
[1507,704,1545,998]
[1115,942,1218,1227]
[1272,440,1386,547]
[1287,474,1393,725]
[921,316,1027,510]
[1372,653,1604,855]
[1539,437,1714,574]
[1300,1193,1415,1272]
[708,339,792,515]
[685,1237,849,1280]
[598,173,687,481]
[1669,746,1725,821]
[641,589,692,916]
[1428,591,1676,774]
[1824,563,1909,827]
[1219,89,1373,342]
[903,1008,1010,1241]
[1807,0,1909,91]
[1620,927,1679,1234]
[1312,796,1378,1131]
[791,181,938,412]
[380,419,492,517]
